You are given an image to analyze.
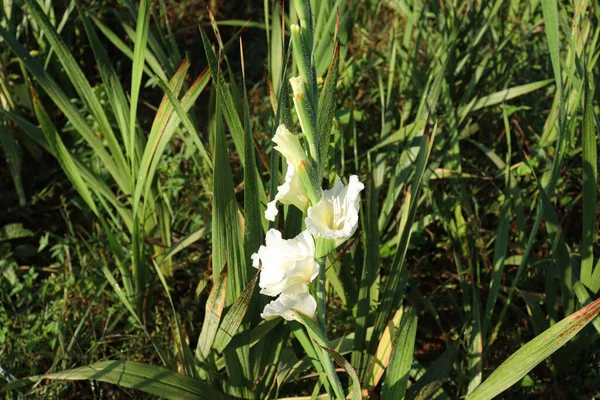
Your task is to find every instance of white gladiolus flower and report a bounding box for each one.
[272,124,308,171]
[305,175,364,246]
[260,284,317,321]
[251,229,319,297]
[265,160,310,221]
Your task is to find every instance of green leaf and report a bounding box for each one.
[467,297,600,400]
[406,342,457,400]
[382,308,417,400]
[483,199,511,337]
[294,312,358,400]
[369,121,425,153]
[90,16,161,79]
[0,124,25,206]
[17,361,226,400]
[200,28,246,165]
[22,0,129,180]
[160,226,209,266]
[32,91,99,226]
[457,79,553,122]
[240,41,263,313]
[541,0,563,107]
[369,119,436,361]
[157,78,213,169]
[0,223,34,242]
[581,73,598,291]
[1,110,134,231]
[128,0,152,172]
[213,273,258,353]
[0,25,128,193]
[78,7,132,163]
[210,90,247,306]
[196,269,228,361]
[132,59,190,215]
[317,43,340,169]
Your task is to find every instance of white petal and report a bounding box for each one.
[272,125,308,171]
[253,229,319,297]
[264,199,279,221]
[264,161,310,221]
[277,161,310,211]
[260,284,317,321]
[251,252,261,268]
[306,175,364,247]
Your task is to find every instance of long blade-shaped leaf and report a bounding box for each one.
[369,120,436,361]
[0,26,128,192]
[295,312,359,400]
[200,28,267,209]
[128,0,151,173]
[457,79,553,122]
[240,38,263,322]
[0,124,25,205]
[22,0,129,178]
[78,7,132,162]
[196,269,228,361]
[213,273,258,353]
[157,79,213,169]
[406,342,457,400]
[33,89,132,300]
[1,110,134,231]
[382,308,417,400]
[581,73,597,291]
[132,59,189,214]
[210,76,247,307]
[468,297,600,400]
[21,361,226,400]
[317,43,339,168]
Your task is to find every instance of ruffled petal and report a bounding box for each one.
[252,229,318,297]
[264,199,279,221]
[260,284,317,321]
[306,175,364,247]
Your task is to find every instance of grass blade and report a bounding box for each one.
[0,124,25,205]
[78,6,131,162]
[406,342,457,400]
[294,312,359,400]
[0,25,128,193]
[213,273,258,353]
[581,72,597,291]
[23,0,129,179]
[196,269,228,361]
[468,297,600,400]
[382,307,417,400]
[128,0,151,174]
[21,361,226,400]
[457,79,553,122]
[211,99,247,306]
[317,43,339,170]
[132,59,190,214]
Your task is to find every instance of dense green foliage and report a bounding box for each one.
[1,0,600,398]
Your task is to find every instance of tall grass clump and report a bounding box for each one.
[1,0,600,399]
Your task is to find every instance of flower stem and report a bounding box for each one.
[316,254,327,328]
